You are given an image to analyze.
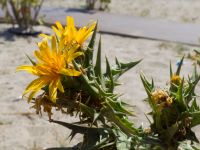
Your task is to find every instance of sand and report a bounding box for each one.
[0,23,200,149]
[43,0,200,24]
[1,0,200,149]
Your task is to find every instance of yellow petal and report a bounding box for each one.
[55,21,63,31]
[34,50,49,64]
[76,22,96,45]
[67,16,75,28]
[67,16,77,36]
[60,68,81,76]
[51,35,57,54]
[38,38,48,51]
[27,90,38,102]
[58,39,65,54]
[68,42,80,54]
[23,77,49,96]
[39,34,52,39]
[57,78,64,93]
[49,79,58,103]
[52,26,61,37]
[66,51,83,63]
[16,65,37,75]
[37,39,51,59]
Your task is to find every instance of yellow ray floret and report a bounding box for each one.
[17,36,81,103]
[51,16,96,49]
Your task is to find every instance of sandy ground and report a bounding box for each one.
[0,22,200,149]
[43,0,200,24]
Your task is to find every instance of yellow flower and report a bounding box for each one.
[151,89,168,104]
[151,89,173,109]
[41,16,96,50]
[31,93,56,120]
[17,36,81,103]
[166,97,173,106]
[171,75,181,85]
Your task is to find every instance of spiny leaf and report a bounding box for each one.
[194,49,200,55]
[190,111,200,127]
[94,35,102,79]
[185,75,200,103]
[102,107,138,136]
[84,23,98,68]
[50,120,88,134]
[79,102,95,119]
[145,114,152,124]
[170,61,173,78]
[93,112,100,124]
[73,61,99,98]
[105,56,111,76]
[114,129,131,150]
[106,97,133,116]
[51,119,106,135]
[191,64,198,80]
[112,59,141,80]
[105,56,114,92]
[26,54,36,65]
[140,74,154,98]
[140,74,158,113]
[176,78,187,110]
[176,56,184,75]
[88,22,98,50]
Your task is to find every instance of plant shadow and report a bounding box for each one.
[65,8,96,14]
[45,147,74,150]
[0,29,15,42]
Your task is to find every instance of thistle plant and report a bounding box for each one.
[141,57,200,149]
[85,0,111,11]
[0,0,43,34]
[17,16,141,149]
[189,50,200,66]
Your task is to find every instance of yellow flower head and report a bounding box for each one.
[51,16,96,49]
[171,75,181,85]
[17,36,81,103]
[166,97,173,106]
[151,89,168,104]
[151,89,173,108]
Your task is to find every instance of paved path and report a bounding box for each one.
[1,7,200,46]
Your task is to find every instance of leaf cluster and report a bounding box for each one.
[141,57,200,149]
[0,0,43,30]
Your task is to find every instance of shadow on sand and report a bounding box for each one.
[65,8,96,14]
[0,29,15,41]
[45,147,77,150]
